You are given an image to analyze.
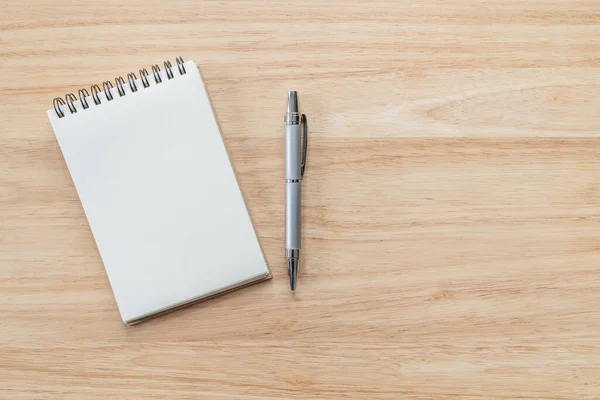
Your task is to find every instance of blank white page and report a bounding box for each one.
[48,61,269,324]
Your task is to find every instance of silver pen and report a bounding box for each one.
[284,91,308,291]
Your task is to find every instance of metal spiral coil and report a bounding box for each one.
[65,93,78,114]
[78,88,90,109]
[115,76,126,97]
[139,69,150,88]
[164,61,174,79]
[151,65,162,83]
[103,81,114,101]
[91,85,102,105]
[52,57,187,118]
[126,73,137,92]
[176,57,185,74]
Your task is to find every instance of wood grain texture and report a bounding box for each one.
[1,0,600,398]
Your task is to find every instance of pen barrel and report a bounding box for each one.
[285,182,301,250]
[285,124,302,180]
[285,122,302,250]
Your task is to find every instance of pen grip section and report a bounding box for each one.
[285,182,301,249]
[285,124,302,180]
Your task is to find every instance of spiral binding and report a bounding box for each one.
[52,57,187,118]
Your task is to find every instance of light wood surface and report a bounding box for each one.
[1,0,600,398]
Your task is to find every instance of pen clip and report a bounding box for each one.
[301,114,308,177]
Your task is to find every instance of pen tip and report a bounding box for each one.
[288,257,298,291]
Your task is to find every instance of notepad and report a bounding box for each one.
[47,59,270,325]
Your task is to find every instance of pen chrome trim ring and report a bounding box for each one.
[286,249,300,258]
[286,179,300,183]
[284,112,300,125]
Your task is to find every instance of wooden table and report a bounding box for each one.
[2,1,599,398]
